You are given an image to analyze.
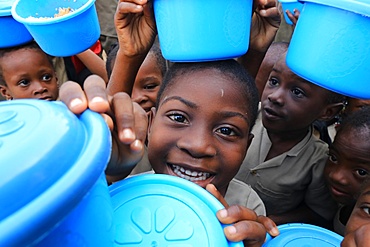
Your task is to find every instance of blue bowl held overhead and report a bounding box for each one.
[11,0,100,56]
[0,0,33,48]
[153,0,253,62]
[278,0,304,25]
[0,99,113,246]
[286,0,370,99]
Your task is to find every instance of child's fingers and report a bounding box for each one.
[224,220,267,246]
[59,80,88,114]
[112,92,137,144]
[83,75,110,113]
[206,184,229,208]
[117,0,147,13]
[216,205,258,225]
[257,215,279,237]
[132,102,149,145]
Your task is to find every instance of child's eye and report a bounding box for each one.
[361,206,370,215]
[291,88,305,98]
[42,74,52,81]
[144,83,159,90]
[356,169,368,177]
[216,126,237,136]
[328,153,338,163]
[18,79,30,87]
[268,77,279,86]
[168,113,188,124]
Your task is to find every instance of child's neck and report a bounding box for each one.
[265,127,309,161]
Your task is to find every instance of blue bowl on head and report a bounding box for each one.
[278,0,304,25]
[286,0,370,99]
[0,99,113,246]
[154,0,253,62]
[0,0,33,48]
[11,0,100,56]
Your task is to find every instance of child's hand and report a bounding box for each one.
[115,0,157,58]
[59,75,148,181]
[285,8,300,27]
[341,223,370,247]
[206,184,279,247]
[250,0,281,52]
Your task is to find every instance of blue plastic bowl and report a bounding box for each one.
[11,0,100,56]
[154,0,253,62]
[263,223,343,246]
[109,174,243,247]
[0,99,113,246]
[278,0,304,25]
[0,0,33,48]
[286,0,370,99]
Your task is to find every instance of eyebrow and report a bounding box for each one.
[160,96,249,122]
[160,96,197,109]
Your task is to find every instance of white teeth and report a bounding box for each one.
[171,165,211,182]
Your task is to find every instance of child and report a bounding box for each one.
[235,51,346,227]
[341,178,370,247]
[0,41,59,101]
[60,58,279,246]
[255,41,289,99]
[106,39,167,113]
[324,106,370,235]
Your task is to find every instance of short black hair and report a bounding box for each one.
[156,59,259,130]
[337,105,370,138]
[0,41,53,86]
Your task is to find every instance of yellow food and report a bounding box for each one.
[54,7,73,17]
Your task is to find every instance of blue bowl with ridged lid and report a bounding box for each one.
[0,99,113,246]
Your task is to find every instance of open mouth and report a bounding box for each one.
[170,164,212,182]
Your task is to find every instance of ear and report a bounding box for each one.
[317,102,344,122]
[147,107,157,136]
[0,85,13,100]
[246,133,254,151]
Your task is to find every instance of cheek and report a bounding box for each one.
[346,212,366,235]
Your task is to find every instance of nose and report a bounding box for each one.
[132,91,148,104]
[267,87,284,106]
[32,81,48,95]
[176,125,217,158]
[327,164,349,186]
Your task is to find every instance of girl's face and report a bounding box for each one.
[132,53,162,113]
[261,54,330,134]
[324,127,370,205]
[147,69,253,196]
[0,48,58,100]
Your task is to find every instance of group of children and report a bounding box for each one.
[1,0,370,246]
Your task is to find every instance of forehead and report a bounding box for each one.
[161,68,250,107]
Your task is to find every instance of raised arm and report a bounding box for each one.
[106,0,157,96]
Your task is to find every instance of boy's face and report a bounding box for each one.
[345,182,370,236]
[260,54,330,133]
[0,48,58,100]
[324,127,370,205]
[132,53,162,113]
[147,69,253,196]
[344,98,370,117]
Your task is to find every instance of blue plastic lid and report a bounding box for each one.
[0,99,111,244]
[109,174,243,247]
[301,0,370,17]
[0,0,15,15]
[263,223,343,246]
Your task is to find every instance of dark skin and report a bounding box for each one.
[61,1,281,245]
[341,183,370,247]
[260,53,344,225]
